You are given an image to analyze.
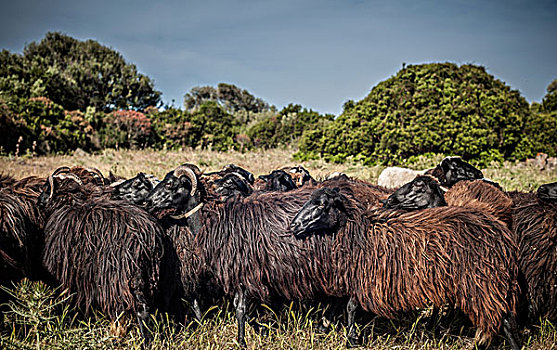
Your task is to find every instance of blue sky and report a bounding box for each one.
[1,0,556,115]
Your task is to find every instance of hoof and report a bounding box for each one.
[346,335,361,348]
[316,323,330,334]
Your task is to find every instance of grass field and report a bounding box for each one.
[1,148,557,349]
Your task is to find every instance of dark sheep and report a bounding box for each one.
[445,180,557,325]
[0,175,51,286]
[425,156,484,187]
[145,166,359,346]
[280,165,316,187]
[508,185,557,323]
[37,169,166,339]
[444,179,514,228]
[383,175,447,210]
[254,169,297,192]
[110,172,156,205]
[537,181,557,203]
[203,163,255,185]
[290,187,521,349]
[0,190,39,285]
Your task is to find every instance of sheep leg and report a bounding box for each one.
[346,297,360,347]
[502,313,521,350]
[234,288,248,348]
[136,301,151,347]
[192,298,203,322]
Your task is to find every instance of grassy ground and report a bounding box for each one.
[1,148,557,349]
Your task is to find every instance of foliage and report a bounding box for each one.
[248,104,332,149]
[542,78,557,113]
[95,110,154,150]
[184,83,271,114]
[187,101,239,151]
[3,97,96,154]
[297,63,543,165]
[0,32,161,112]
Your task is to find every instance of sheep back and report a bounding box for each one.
[42,198,164,319]
[445,179,514,228]
[513,193,557,321]
[196,187,343,302]
[337,204,518,339]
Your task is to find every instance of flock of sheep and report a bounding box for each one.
[1,157,556,349]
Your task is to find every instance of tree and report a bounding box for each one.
[296,63,537,165]
[542,78,557,112]
[0,32,161,112]
[183,83,271,115]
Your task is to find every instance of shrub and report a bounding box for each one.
[97,110,154,150]
[297,63,537,165]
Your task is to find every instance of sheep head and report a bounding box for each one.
[221,164,255,185]
[290,187,348,237]
[37,167,83,208]
[257,170,297,192]
[383,175,447,211]
[213,173,253,201]
[538,181,557,203]
[144,164,203,219]
[111,172,154,205]
[282,165,314,187]
[439,157,483,187]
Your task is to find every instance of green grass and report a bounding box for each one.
[1,148,557,349]
[2,280,557,349]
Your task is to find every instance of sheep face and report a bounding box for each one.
[290,187,346,237]
[384,176,447,210]
[112,173,154,205]
[37,175,82,208]
[258,170,297,192]
[440,157,483,187]
[144,173,196,217]
[538,181,557,203]
[214,173,253,201]
[283,165,314,187]
[222,164,255,185]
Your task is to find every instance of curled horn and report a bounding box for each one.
[86,167,106,185]
[48,167,71,198]
[52,166,72,176]
[174,165,199,196]
[56,173,83,185]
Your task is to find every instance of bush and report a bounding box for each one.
[297,63,538,165]
[96,110,154,150]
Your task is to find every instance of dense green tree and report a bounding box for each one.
[297,63,538,165]
[0,32,161,112]
[183,83,271,116]
[247,104,332,148]
[542,78,557,112]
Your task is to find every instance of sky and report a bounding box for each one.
[1,0,556,115]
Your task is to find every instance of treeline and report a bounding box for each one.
[1,32,556,164]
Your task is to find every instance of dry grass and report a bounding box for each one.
[1,148,557,349]
[1,148,556,191]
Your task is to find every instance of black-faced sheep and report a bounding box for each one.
[383,175,447,210]
[280,165,316,187]
[507,182,557,323]
[0,190,39,285]
[37,168,167,339]
[290,187,521,350]
[377,156,483,189]
[425,156,484,188]
[146,166,367,347]
[254,169,297,192]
